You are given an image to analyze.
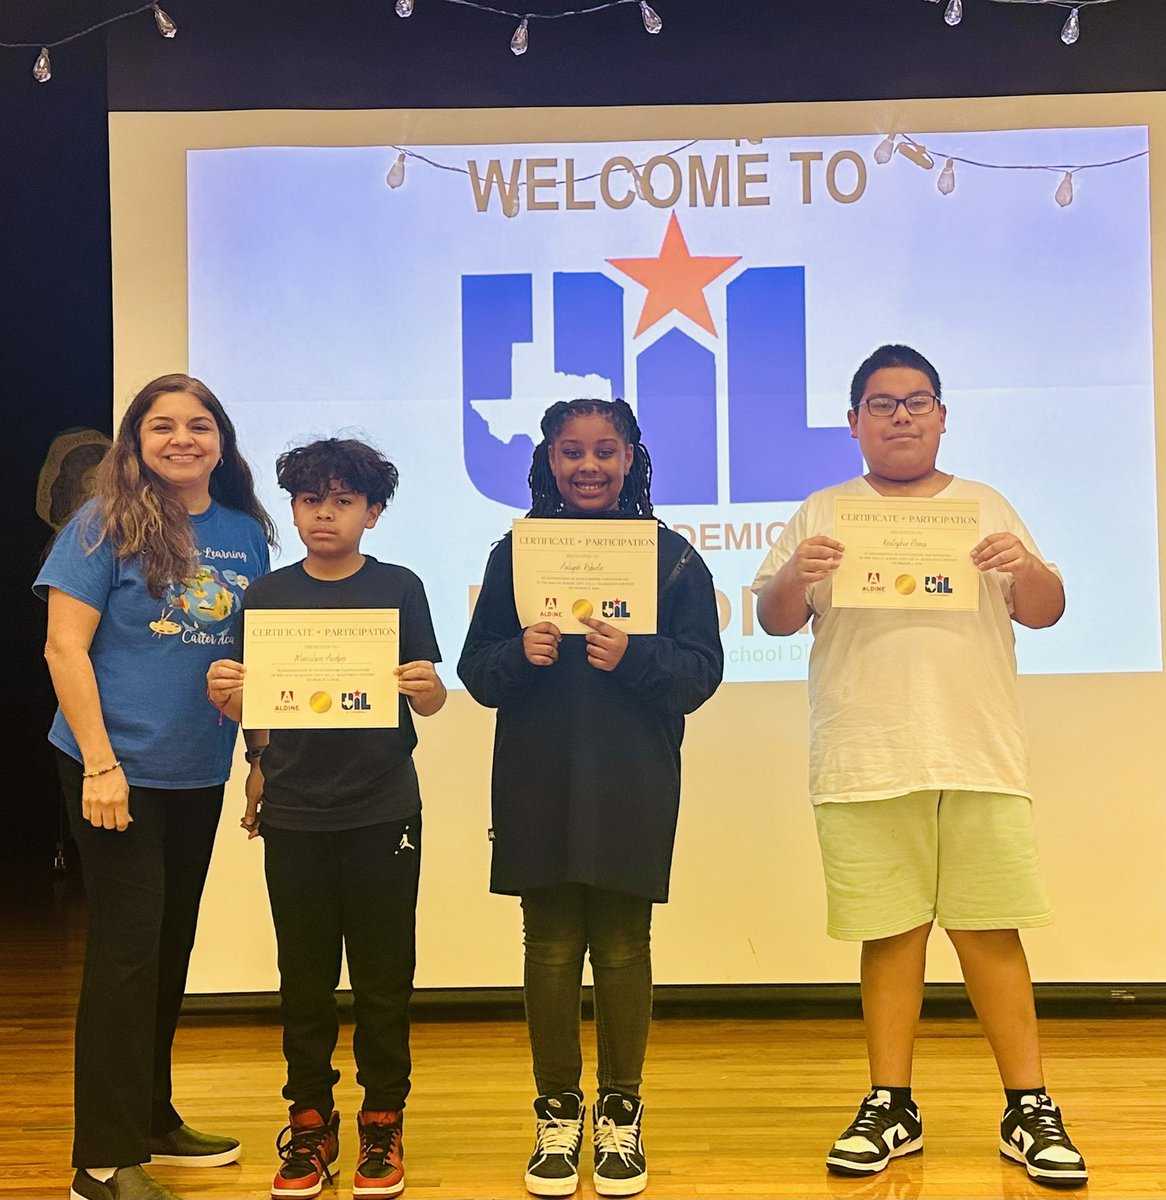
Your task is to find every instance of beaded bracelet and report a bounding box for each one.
[82,760,122,779]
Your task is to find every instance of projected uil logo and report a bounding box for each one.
[461,212,859,509]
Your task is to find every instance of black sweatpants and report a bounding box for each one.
[261,815,421,1115]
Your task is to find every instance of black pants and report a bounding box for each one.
[521,883,654,1098]
[57,750,224,1168]
[262,816,421,1115]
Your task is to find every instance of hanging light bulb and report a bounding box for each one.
[874,133,897,164]
[386,151,406,189]
[944,0,963,26]
[896,141,935,170]
[395,0,415,15]
[1061,7,1080,44]
[639,2,663,34]
[152,4,177,37]
[937,158,956,195]
[502,190,520,218]
[33,47,51,83]
[633,168,655,202]
[1055,172,1074,207]
[510,18,529,55]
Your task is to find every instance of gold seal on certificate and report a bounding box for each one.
[832,496,981,611]
[242,608,400,729]
[512,518,658,634]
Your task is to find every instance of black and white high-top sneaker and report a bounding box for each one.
[1000,1092,1088,1186]
[592,1090,647,1197]
[826,1089,923,1176]
[524,1092,585,1197]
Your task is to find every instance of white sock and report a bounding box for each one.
[83,1168,117,1182]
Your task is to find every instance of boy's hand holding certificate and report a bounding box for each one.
[831,496,981,611]
[511,518,658,634]
[243,608,400,728]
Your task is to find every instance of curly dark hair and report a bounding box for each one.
[276,438,400,509]
[527,398,653,518]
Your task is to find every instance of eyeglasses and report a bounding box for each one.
[855,393,939,418]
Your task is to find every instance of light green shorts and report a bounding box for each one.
[813,790,1053,941]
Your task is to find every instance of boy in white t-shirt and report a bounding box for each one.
[751,345,1087,1188]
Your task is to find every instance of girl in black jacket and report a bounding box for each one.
[458,398,723,1198]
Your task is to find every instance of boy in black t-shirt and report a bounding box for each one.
[208,439,445,1200]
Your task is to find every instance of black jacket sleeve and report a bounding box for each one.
[611,537,724,716]
[457,537,540,709]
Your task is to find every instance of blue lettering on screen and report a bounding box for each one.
[462,274,536,509]
[554,272,624,395]
[639,327,717,505]
[727,267,859,501]
[462,263,859,509]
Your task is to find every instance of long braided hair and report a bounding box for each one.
[527,398,654,518]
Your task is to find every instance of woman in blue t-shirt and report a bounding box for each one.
[35,374,276,1200]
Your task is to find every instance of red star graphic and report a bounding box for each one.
[607,212,740,338]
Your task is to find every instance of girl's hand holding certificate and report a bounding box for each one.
[521,617,627,671]
[523,622,562,667]
[580,615,629,672]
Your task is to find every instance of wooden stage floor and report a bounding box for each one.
[2,863,1163,1200]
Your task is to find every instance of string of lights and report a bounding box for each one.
[1,0,1142,78]
[0,0,661,79]
[875,132,1147,206]
[0,2,176,82]
[384,138,700,214]
[927,0,1125,44]
[395,0,663,58]
[382,133,1146,214]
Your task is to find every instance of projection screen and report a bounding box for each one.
[108,93,1166,991]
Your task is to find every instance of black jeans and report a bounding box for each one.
[521,883,654,1099]
[57,750,224,1168]
[262,816,421,1115]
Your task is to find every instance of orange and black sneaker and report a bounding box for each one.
[354,1109,405,1199]
[272,1107,340,1199]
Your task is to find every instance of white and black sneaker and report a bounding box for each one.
[826,1089,923,1176]
[524,1091,585,1197]
[1000,1092,1088,1187]
[592,1090,647,1197]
